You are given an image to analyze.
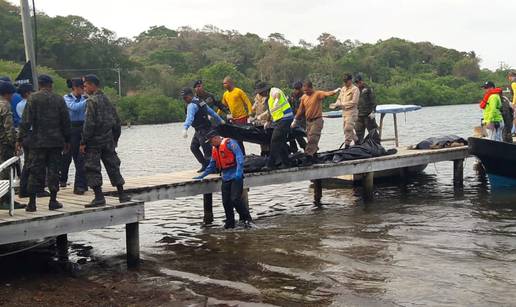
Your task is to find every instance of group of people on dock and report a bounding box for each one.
[479,72,516,142]
[0,74,129,212]
[182,74,378,228]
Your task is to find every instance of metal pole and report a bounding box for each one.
[116,68,121,97]
[19,0,38,90]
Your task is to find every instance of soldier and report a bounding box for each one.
[79,74,130,207]
[16,75,71,212]
[354,75,378,143]
[0,81,17,208]
[330,74,360,149]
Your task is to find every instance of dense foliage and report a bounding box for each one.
[0,0,512,124]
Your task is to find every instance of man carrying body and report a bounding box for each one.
[255,82,293,170]
[194,131,253,229]
[79,74,129,207]
[0,82,18,209]
[292,81,339,166]
[251,81,270,156]
[17,75,71,212]
[181,87,224,172]
[330,74,360,149]
[193,80,229,116]
[354,75,378,143]
[288,81,307,153]
[221,76,253,154]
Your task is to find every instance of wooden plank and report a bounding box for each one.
[0,202,144,245]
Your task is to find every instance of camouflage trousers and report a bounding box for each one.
[84,142,125,188]
[27,147,61,193]
[355,115,378,144]
[342,108,358,146]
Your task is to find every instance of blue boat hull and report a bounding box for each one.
[468,137,516,188]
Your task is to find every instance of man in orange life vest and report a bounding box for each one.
[193,130,253,229]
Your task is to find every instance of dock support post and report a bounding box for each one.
[203,193,214,225]
[453,159,464,187]
[363,172,374,201]
[313,179,322,206]
[126,222,140,268]
[56,234,68,261]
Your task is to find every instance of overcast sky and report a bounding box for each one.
[12,0,515,70]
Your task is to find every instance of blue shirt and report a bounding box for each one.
[16,98,27,120]
[183,98,223,130]
[200,139,244,182]
[11,93,22,127]
[64,93,87,122]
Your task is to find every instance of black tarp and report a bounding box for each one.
[216,123,306,145]
[414,135,467,149]
[243,129,395,173]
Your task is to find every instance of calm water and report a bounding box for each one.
[5,104,516,306]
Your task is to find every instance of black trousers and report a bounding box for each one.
[221,178,251,227]
[267,119,292,168]
[190,128,212,168]
[288,132,307,153]
[60,125,87,189]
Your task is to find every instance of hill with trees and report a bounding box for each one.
[0,0,511,124]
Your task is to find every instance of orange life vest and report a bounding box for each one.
[212,138,236,170]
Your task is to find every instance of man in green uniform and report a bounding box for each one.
[79,74,130,207]
[0,81,17,208]
[354,75,378,143]
[17,75,71,212]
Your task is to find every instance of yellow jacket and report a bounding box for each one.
[220,87,252,120]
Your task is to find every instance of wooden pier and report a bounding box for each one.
[0,145,469,266]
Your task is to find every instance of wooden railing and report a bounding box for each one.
[0,156,20,216]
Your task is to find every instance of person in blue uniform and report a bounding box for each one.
[194,130,253,229]
[181,87,225,172]
[60,78,88,194]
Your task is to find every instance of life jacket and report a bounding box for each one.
[191,98,211,130]
[268,88,293,122]
[479,88,503,109]
[212,138,236,170]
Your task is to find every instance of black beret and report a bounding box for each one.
[0,81,16,95]
[83,74,100,86]
[192,80,202,88]
[38,74,53,85]
[66,78,84,88]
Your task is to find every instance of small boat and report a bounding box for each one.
[468,137,516,188]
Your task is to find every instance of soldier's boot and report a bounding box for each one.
[117,185,131,203]
[86,187,106,208]
[48,191,63,211]
[26,195,37,212]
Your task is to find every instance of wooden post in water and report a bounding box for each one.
[313,179,322,206]
[453,159,464,186]
[363,172,374,201]
[203,193,214,225]
[125,222,140,268]
[56,234,68,261]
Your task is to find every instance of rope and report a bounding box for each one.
[0,238,53,258]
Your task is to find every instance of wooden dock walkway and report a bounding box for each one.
[0,145,469,266]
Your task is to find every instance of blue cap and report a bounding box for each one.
[38,74,53,85]
[0,81,16,95]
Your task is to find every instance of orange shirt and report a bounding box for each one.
[296,90,335,121]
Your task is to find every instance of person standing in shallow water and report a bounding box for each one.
[60,78,88,194]
[17,74,71,212]
[193,130,253,229]
[79,74,130,207]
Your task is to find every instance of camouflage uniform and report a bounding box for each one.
[81,90,125,188]
[355,85,378,143]
[17,89,71,194]
[0,97,16,182]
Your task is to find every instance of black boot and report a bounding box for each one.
[26,195,37,212]
[301,155,314,167]
[86,186,106,208]
[48,191,63,210]
[117,185,131,203]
